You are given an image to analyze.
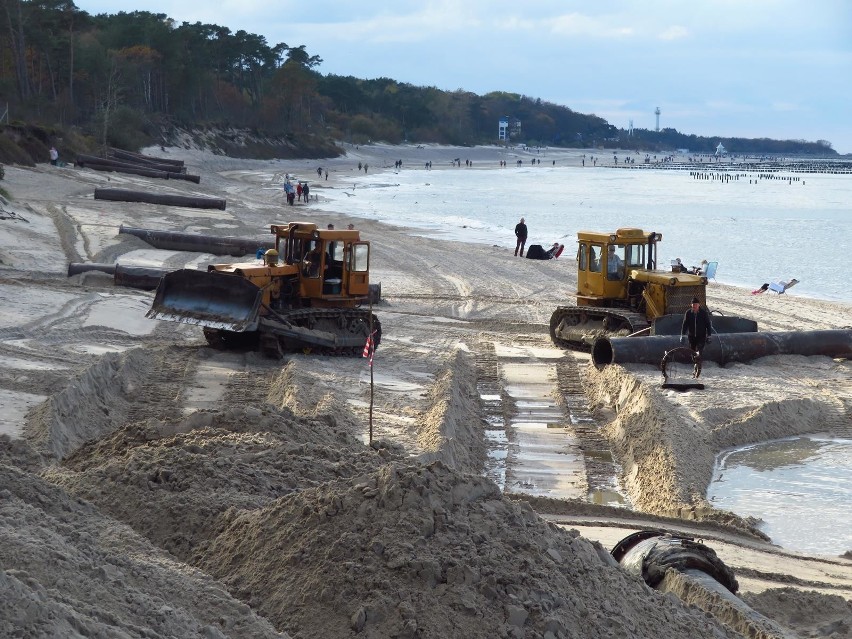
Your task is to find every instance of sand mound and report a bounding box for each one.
[197,461,734,639]
[0,464,285,638]
[44,401,390,562]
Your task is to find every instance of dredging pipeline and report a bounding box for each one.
[67,263,169,291]
[119,225,274,257]
[611,531,796,638]
[94,188,225,210]
[591,329,852,367]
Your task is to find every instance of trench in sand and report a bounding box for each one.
[477,340,627,505]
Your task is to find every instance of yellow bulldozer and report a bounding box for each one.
[550,228,755,349]
[147,221,380,357]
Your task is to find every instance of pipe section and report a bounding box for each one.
[68,262,115,277]
[95,188,225,210]
[592,329,852,367]
[612,531,796,638]
[68,262,169,290]
[119,225,273,256]
[113,265,169,291]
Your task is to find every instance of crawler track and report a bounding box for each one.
[550,306,650,350]
[204,308,381,358]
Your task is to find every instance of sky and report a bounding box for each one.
[71,0,852,154]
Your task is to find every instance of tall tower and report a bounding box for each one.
[628,120,634,136]
[655,107,661,132]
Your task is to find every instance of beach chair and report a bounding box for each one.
[768,278,799,294]
[703,261,718,281]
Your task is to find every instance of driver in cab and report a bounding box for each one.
[303,245,323,277]
[606,245,623,280]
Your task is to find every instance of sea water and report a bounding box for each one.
[326,159,852,554]
[326,163,851,302]
[709,437,852,556]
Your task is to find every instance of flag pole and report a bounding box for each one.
[368,298,374,446]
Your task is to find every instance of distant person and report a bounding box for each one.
[347,223,355,230]
[681,297,713,357]
[672,258,688,273]
[543,243,564,259]
[49,146,59,166]
[691,259,709,275]
[327,223,334,230]
[296,182,303,202]
[324,169,328,180]
[514,217,528,257]
[303,183,310,202]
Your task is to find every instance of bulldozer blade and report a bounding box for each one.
[147,269,262,332]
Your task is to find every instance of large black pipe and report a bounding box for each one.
[119,225,273,256]
[114,265,169,290]
[95,188,226,210]
[84,163,170,179]
[68,262,115,277]
[67,262,169,290]
[612,531,793,637]
[77,154,184,175]
[592,329,852,367]
[110,147,185,168]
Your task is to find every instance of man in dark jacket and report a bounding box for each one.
[514,217,528,257]
[680,296,713,355]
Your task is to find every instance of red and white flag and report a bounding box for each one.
[362,331,376,366]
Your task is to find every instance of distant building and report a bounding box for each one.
[715,142,726,156]
[498,116,521,141]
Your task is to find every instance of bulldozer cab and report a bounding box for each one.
[271,222,371,301]
[577,228,660,305]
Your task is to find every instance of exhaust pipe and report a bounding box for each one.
[592,329,852,367]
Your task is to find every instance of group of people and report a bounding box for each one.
[283,179,310,205]
[513,217,563,260]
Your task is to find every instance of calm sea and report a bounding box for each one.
[326,163,851,302]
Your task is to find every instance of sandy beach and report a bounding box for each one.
[0,139,850,638]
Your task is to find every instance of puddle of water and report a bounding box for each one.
[708,436,852,556]
[0,388,46,438]
[589,488,627,507]
[83,295,158,336]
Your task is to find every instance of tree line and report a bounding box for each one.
[0,1,837,157]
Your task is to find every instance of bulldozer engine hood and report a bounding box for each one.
[629,270,707,286]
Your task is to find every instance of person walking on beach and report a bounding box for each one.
[681,297,713,356]
[514,217,528,257]
[49,146,59,166]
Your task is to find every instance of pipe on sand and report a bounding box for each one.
[592,329,852,367]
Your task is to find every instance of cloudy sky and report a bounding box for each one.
[72,0,852,154]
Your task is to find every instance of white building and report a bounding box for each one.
[715,142,726,156]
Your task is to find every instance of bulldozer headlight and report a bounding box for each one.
[609,234,617,242]
[670,277,677,285]
[654,233,662,241]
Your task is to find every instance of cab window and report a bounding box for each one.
[589,244,603,273]
[351,243,369,272]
